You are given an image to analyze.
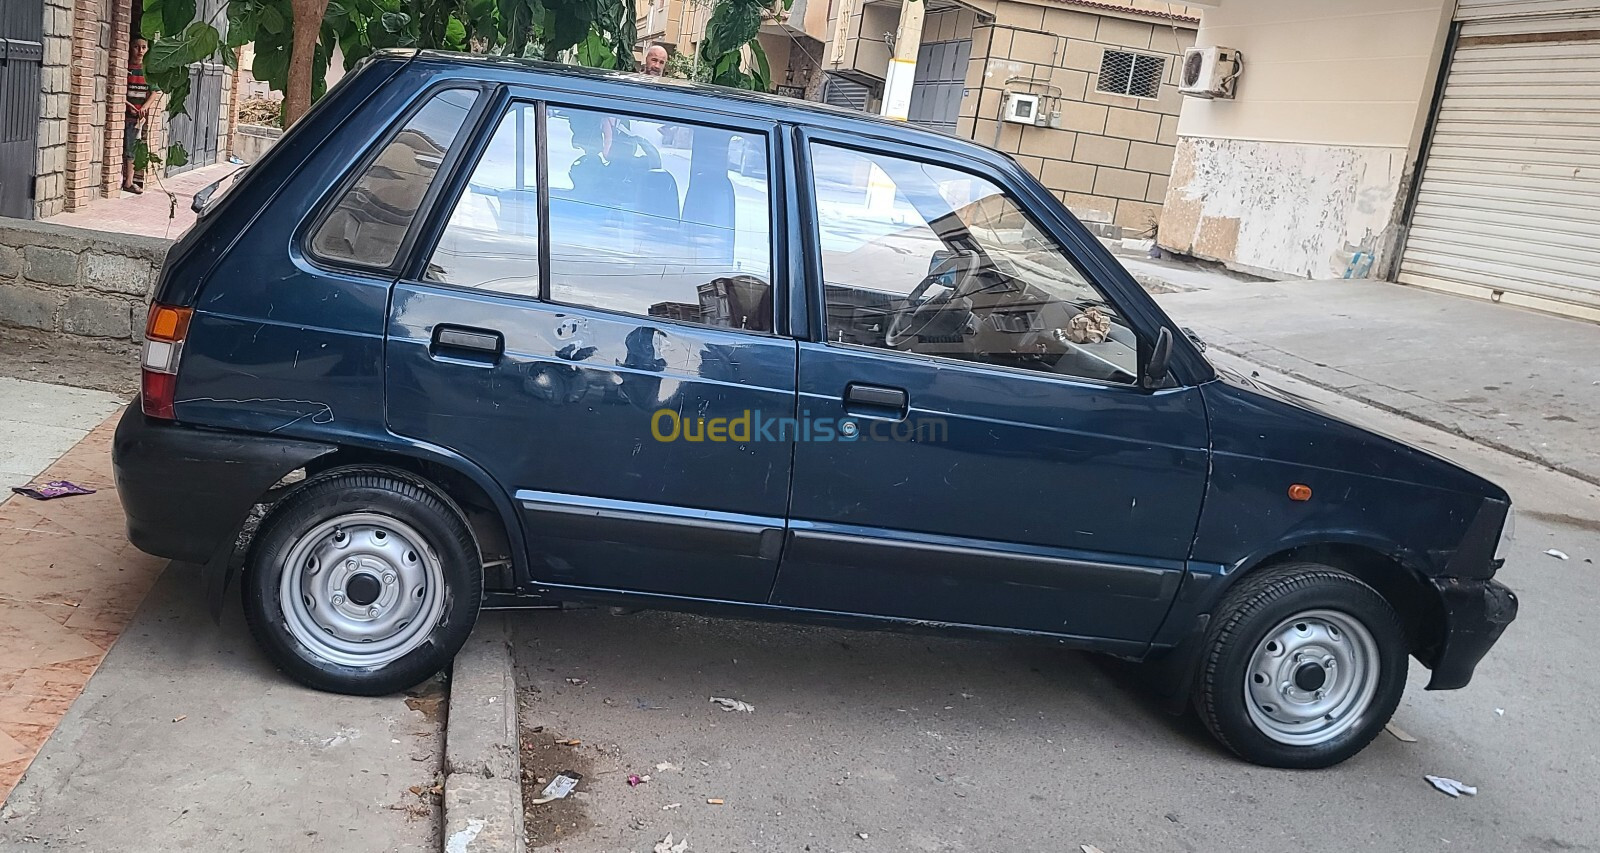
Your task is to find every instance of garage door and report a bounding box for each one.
[1399,12,1600,320]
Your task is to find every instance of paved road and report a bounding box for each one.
[508,351,1600,853]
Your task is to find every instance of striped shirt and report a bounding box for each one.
[127,65,151,118]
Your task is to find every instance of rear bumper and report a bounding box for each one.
[1424,576,1518,690]
[112,401,335,566]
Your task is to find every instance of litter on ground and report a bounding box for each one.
[11,480,95,500]
[654,834,689,853]
[531,771,582,805]
[710,697,755,713]
[1546,549,1570,560]
[1425,775,1477,798]
[1384,722,1417,743]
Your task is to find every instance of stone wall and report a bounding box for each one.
[0,219,169,342]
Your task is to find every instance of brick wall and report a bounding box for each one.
[955,3,1195,234]
[100,0,131,197]
[35,0,76,219]
[0,219,168,343]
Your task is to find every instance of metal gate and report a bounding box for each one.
[164,62,225,176]
[907,38,970,134]
[0,0,44,218]
[1399,10,1600,320]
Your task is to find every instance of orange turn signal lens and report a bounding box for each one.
[1288,484,1313,502]
[145,304,193,342]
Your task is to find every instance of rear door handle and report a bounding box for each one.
[844,383,907,417]
[430,325,504,364]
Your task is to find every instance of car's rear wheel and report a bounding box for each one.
[1194,563,1407,768]
[243,468,483,695]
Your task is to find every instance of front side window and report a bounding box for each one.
[545,106,773,330]
[311,88,480,269]
[811,143,1138,384]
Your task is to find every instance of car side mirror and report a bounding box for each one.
[1142,326,1173,390]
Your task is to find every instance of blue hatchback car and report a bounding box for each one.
[113,51,1516,768]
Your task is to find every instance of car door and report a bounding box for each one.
[768,134,1208,645]
[385,89,796,603]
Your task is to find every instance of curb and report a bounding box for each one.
[442,613,524,853]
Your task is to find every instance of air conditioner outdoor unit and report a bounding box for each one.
[1178,46,1242,99]
[1002,92,1044,125]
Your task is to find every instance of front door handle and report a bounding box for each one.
[844,383,907,416]
[430,325,504,364]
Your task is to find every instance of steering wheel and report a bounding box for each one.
[884,276,949,348]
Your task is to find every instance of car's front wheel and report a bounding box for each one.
[1194,563,1408,768]
[243,467,483,695]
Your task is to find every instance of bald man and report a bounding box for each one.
[643,45,668,76]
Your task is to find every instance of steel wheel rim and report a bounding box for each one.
[279,512,446,668]
[1243,609,1381,747]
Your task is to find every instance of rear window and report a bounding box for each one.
[309,87,480,270]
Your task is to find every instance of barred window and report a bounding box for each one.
[1096,50,1165,99]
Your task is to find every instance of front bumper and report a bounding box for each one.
[1423,576,1518,690]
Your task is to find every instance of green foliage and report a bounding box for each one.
[663,50,709,82]
[138,0,750,166]
[133,139,160,171]
[696,0,769,90]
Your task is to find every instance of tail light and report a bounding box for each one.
[141,303,193,420]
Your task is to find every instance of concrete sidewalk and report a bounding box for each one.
[41,162,240,242]
[1131,259,1600,486]
[0,379,444,851]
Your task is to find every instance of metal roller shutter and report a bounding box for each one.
[1399,12,1600,319]
[908,39,971,134]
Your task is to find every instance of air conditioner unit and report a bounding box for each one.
[1178,46,1242,99]
[1002,92,1044,125]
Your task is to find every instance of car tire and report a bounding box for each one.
[242,467,483,696]
[1193,563,1407,768]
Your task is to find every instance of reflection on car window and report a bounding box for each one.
[546,107,772,331]
[427,104,542,295]
[311,88,479,269]
[810,144,1138,384]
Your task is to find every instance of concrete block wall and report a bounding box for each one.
[0,219,168,342]
[955,2,1195,235]
[36,0,77,219]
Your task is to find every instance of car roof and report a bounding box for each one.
[393,49,1007,163]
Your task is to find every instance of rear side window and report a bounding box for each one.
[310,88,480,269]
[546,106,773,329]
[426,103,775,332]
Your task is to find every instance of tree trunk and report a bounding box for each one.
[284,0,331,126]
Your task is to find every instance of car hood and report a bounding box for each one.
[1202,364,1508,502]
